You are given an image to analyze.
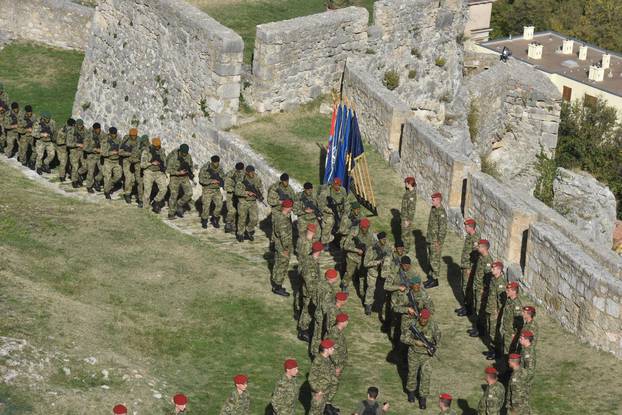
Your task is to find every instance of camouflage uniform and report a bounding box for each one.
[318,184,353,244]
[382,251,405,327]
[199,162,225,221]
[166,150,194,216]
[485,274,506,353]
[327,324,348,371]
[235,173,264,237]
[295,190,321,240]
[391,287,435,316]
[508,365,531,415]
[67,124,87,184]
[460,229,480,308]
[309,354,339,415]
[312,279,339,354]
[101,133,123,194]
[439,408,457,415]
[362,240,392,307]
[473,253,492,317]
[224,167,245,228]
[141,145,168,206]
[426,204,447,279]
[271,209,293,287]
[520,344,536,387]
[119,134,144,202]
[477,381,505,415]
[271,373,298,415]
[3,107,19,157]
[401,316,441,398]
[298,252,320,332]
[522,319,538,348]
[401,188,417,252]
[342,227,375,289]
[502,296,523,354]
[267,181,297,242]
[32,117,56,169]
[220,389,250,415]
[55,123,71,179]
[337,207,362,245]
[82,128,104,190]
[17,111,36,165]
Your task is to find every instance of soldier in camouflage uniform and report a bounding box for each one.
[402,308,440,409]
[83,123,104,193]
[141,137,168,212]
[518,330,536,389]
[309,338,340,415]
[502,282,523,355]
[67,119,87,188]
[327,312,349,375]
[271,359,299,415]
[297,223,318,264]
[311,269,341,355]
[172,393,188,414]
[295,182,322,241]
[392,276,435,317]
[425,192,447,289]
[438,393,457,415]
[235,165,263,242]
[4,102,20,158]
[382,242,406,331]
[17,105,35,167]
[101,127,123,199]
[508,353,531,415]
[224,162,245,233]
[119,128,143,206]
[401,177,417,252]
[485,261,507,360]
[468,239,493,338]
[0,105,6,153]
[32,112,56,174]
[478,367,505,415]
[297,240,324,342]
[166,143,194,219]
[268,173,297,245]
[271,199,294,297]
[220,374,250,415]
[318,178,353,246]
[199,155,225,228]
[53,118,73,180]
[456,218,480,317]
[342,218,375,293]
[362,231,392,315]
[337,201,362,246]
[521,306,537,348]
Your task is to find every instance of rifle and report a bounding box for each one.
[178,156,195,181]
[399,268,420,318]
[243,178,267,206]
[301,194,323,221]
[207,166,225,187]
[149,147,166,173]
[39,120,52,138]
[409,323,438,356]
[276,187,289,201]
[372,243,389,263]
[353,235,367,253]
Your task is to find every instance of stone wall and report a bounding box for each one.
[73,0,243,131]
[525,222,622,358]
[247,7,369,113]
[342,62,411,162]
[0,0,93,50]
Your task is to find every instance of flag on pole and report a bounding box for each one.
[335,107,351,183]
[346,112,364,192]
[324,104,341,184]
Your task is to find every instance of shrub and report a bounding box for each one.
[408,69,417,79]
[411,47,421,58]
[467,100,479,142]
[481,156,501,179]
[435,57,446,67]
[383,70,400,91]
[533,150,558,207]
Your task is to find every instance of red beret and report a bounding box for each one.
[464,218,476,226]
[320,338,335,349]
[233,374,248,385]
[307,223,317,232]
[333,178,342,185]
[325,268,338,280]
[492,261,504,269]
[509,353,521,360]
[404,176,416,185]
[113,404,127,414]
[335,291,348,301]
[420,308,431,319]
[359,218,370,228]
[506,281,519,290]
[336,313,349,323]
[312,241,324,252]
[439,393,453,401]
[484,367,498,375]
[173,394,188,405]
[521,330,534,338]
[281,199,294,208]
[523,306,536,313]
[431,192,442,199]
[478,239,490,246]
[284,359,298,370]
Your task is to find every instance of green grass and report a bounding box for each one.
[0,42,84,122]
[194,0,376,63]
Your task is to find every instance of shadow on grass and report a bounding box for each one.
[299,379,312,415]
[390,208,402,243]
[457,398,478,415]
[443,255,462,307]
[413,230,430,275]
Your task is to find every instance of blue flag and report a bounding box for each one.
[334,108,351,184]
[324,104,342,184]
[346,112,364,191]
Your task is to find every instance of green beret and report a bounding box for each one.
[351,201,361,209]
[41,111,51,119]
[179,143,189,153]
[76,119,84,126]
[409,276,421,285]
[139,134,149,143]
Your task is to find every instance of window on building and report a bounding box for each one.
[562,86,572,102]
[584,94,597,107]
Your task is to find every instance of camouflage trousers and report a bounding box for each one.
[407,349,433,397]
[320,214,334,245]
[309,382,338,415]
[461,267,472,308]
[364,268,379,306]
[84,154,103,189]
[4,130,18,157]
[509,403,531,415]
[201,187,223,220]
[402,220,415,252]
[343,256,361,288]
[56,145,68,179]
[427,242,444,278]
[486,312,501,352]
[237,199,258,236]
[122,159,142,202]
[103,158,122,193]
[271,248,291,286]
[18,134,33,164]
[143,169,168,205]
[69,148,86,183]
[225,192,237,225]
[503,330,518,355]
[297,277,317,331]
[35,141,55,169]
[168,175,193,214]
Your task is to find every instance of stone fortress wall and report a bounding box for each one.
[4,0,621,357]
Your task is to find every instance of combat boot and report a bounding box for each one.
[28,160,35,170]
[224,223,233,233]
[153,201,162,214]
[248,231,255,241]
[175,207,184,218]
[124,194,131,204]
[365,305,372,315]
[94,182,102,192]
[407,391,416,403]
[36,168,42,175]
[424,278,438,289]
[137,201,143,208]
[86,187,94,194]
[43,164,51,174]
[104,192,111,200]
[297,329,310,342]
[168,212,176,220]
[418,397,426,410]
[272,285,290,297]
[201,218,208,229]
[236,234,244,243]
[59,176,66,182]
[211,216,220,228]
[72,182,79,189]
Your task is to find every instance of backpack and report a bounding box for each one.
[361,400,378,415]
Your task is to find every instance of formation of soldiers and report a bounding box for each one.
[1,89,539,415]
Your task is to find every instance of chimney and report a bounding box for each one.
[578,45,588,61]
[528,42,543,60]
[562,39,574,55]
[602,53,611,70]
[523,26,534,40]
[589,65,604,82]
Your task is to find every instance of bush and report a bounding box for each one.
[467,100,479,142]
[481,156,501,179]
[408,69,417,79]
[411,48,421,58]
[533,150,558,206]
[435,57,446,67]
[383,70,400,91]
